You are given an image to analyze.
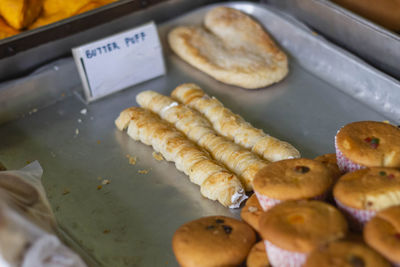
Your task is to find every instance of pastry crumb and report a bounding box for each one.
[77,118,82,123]
[138,169,149,174]
[75,128,79,135]
[152,151,164,161]
[103,229,110,234]
[126,154,137,165]
[248,206,258,213]
[80,108,87,115]
[97,140,101,144]
[102,179,110,185]
[62,189,70,195]
[28,108,38,115]
[97,185,103,190]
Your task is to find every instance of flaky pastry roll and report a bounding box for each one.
[115,107,246,208]
[171,83,300,162]
[137,91,268,191]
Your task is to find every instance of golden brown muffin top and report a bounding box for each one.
[240,194,263,233]
[259,200,348,253]
[336,121,400,168]
[304,240,390,267]
[314,153,342,180]
[172,216,256,267]
[364,205,400,263]
[253,158,334,200]
[246,241,270,267]
[333,168,400,210]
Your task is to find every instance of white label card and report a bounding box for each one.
[72,21,165,102]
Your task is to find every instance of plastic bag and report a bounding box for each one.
[0,161,86,267]
[0,161,55,232]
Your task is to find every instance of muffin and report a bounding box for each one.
[364,205,400,266]
[304,240,390,267]
[314,153,342,182]
[335,121,400,173]
[246,241,270,267]
[240,194,263,233]
[333,167,400,229]
[259,200,348,267]
[253,158,334,211]
[172,216,256,267]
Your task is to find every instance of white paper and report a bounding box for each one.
[72,21,166,102]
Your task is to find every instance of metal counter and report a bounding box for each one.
[1,1,400,266]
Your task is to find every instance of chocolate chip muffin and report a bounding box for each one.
[253,158,334,211]
[172,216,256,267]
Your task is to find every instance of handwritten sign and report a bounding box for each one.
[72,22,165,102]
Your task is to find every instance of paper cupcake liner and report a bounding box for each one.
[335,135,365,173]
[255,191,327,212]
[254,191,282,211]
[335,198,376,230]
[264,240,307,267]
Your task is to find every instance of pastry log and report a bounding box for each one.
[171,83,300,162]
[115,107,246,208]
[137,90,268,191]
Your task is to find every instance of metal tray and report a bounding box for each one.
[0,0,219,82]
[264,0,400,80]
[1,1,400,266]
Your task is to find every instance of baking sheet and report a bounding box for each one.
[1,2,400,266]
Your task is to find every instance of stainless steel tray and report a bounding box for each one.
[1,1,400,266]
[0,0,218,82]
[264,0,400,80]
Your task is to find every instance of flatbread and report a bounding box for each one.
[168,7,288,89]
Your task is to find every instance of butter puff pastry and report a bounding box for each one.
[137,91,269,191]
[171,83,300,162]
[168,7,288,89]
[115,107,247,208]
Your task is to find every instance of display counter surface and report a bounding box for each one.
[1,2,399,266]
